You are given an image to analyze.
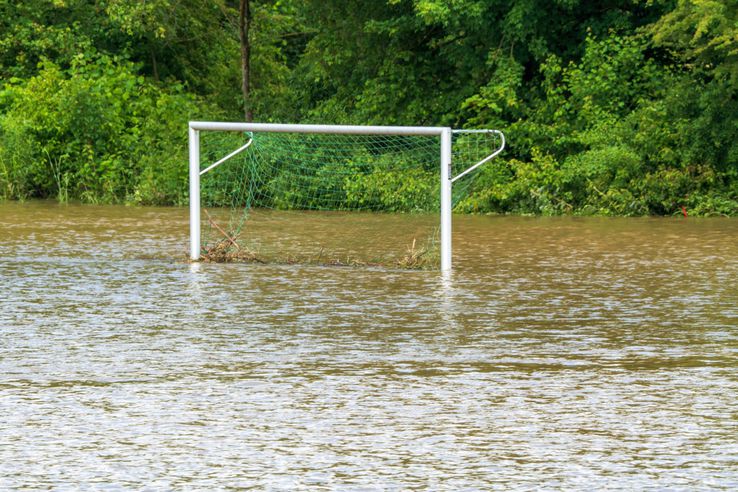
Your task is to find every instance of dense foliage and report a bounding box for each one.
[0,0,736,215]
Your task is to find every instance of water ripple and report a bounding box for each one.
[1,203,737,489]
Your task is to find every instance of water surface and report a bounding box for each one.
[1,202,736,489]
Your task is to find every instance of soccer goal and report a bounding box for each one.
[188,122,504,271]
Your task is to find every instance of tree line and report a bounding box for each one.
[0,0,736,215]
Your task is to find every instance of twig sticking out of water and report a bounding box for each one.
[204,210,240,251]
[396,238,434,269]
[198,210,262,263]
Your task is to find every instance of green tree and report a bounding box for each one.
[650,0,738,83]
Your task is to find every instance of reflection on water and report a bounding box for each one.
[1,201,737,489]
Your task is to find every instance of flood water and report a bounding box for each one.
[1,201,736,489]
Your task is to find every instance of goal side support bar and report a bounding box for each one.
[188,122,503,271]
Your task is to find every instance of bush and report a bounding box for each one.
[0,53,213,204]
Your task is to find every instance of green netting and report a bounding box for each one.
[197,129,502,267]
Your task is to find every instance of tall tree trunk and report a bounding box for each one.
[239,0,253,122]
[150,46,159,82]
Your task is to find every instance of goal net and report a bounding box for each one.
[189,123,504,270]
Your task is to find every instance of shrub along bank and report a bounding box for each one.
[0,1,736,216]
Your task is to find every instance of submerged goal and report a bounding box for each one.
[188,122,504,270]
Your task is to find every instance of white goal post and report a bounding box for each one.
[188,122,505,271]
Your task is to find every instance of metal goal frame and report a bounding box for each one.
[189,121,504,271]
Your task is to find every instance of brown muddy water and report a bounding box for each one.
[1,201,737,490]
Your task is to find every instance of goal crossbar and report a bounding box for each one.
[188,121,505,271]
[189,121,448,136]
